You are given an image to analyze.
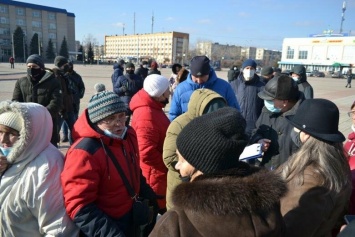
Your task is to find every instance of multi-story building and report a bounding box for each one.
[279,33,355,72]
[104,31,189,65]
[0,0,75,61]
[255,48,282,67]
[196,41,242,63]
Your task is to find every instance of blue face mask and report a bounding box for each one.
[0,146,12,157]
[104,126,128,140]
[264,100,281,113]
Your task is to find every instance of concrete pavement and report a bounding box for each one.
[1,62,354,153]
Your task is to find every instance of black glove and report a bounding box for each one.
[121,86,127,92]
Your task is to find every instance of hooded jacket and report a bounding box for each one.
[163,88,226,210]
[0,101,78,237]
[111,63,124,89]
[290,65,313,99]
[150,167,287,237]
[12,70,62,145]
[230,73,265,138]
[61,108,158,236]
[169,69,240,121]
[113,73,143,106]
[130,89,170,210]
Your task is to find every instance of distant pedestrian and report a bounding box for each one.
[346,69,353,88]
[290,65,314,99]
[111,59,125,90]
[227,65,240,82]
[148,61,161,75]
[135,61,149,80]
[9,56,14,69]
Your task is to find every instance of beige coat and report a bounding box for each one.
[163,88,226,210]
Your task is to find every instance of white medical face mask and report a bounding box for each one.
[0,146,12,157]
[292,77,299,82]
[243,69,255,81]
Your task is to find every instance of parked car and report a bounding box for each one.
[331,71,344,78]
[306,70,319,77]
[314,71,325,77]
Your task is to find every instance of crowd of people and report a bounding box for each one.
[0,54,354,237]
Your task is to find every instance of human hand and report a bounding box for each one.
[258,139,271,152]
[121,86,127,92]
[0,156,9,173]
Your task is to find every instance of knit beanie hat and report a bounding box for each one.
[0,111,23,132]
[242,59,257,69]
[54,56,68,68]
[176,107,248,174]
[26,54,44,69]
[88,91,127,123]
[190,56,211,76]
[143,74,170,97]
[94,83,106,93]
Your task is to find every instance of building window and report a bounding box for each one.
[0,5,8,13]
[286,47,294,59]
[48,12,56,20]
[16,19,25,26]
[16,8,24,15]
[0,28,10,35]
[32,21,42,28]
[49,33,56,39]
[32,11,41,18]
[298,50,308,59]
[49,23,56,30]
[0,17,9,24]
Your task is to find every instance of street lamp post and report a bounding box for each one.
[23,35,26,63]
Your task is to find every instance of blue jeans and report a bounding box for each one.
[59,111,76,145]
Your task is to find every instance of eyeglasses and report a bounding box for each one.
[101,114,127,125]
[347,111,355,117]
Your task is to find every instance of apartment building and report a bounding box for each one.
[279,34,355,72]
[0,0,75,61]
[104,31,189,65]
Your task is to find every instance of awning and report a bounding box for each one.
[332,62,349,67]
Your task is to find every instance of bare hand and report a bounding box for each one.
[258,139,271,152]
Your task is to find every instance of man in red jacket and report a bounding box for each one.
[61,91,158,237]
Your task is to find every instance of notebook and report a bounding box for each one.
[239,143,263,161]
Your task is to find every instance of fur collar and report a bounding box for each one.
[172,166,287,215]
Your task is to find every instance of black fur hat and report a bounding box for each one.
[176,107,248,174]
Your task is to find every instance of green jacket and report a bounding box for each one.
[163,88,226,210]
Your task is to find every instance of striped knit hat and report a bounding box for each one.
[88,91,127,123]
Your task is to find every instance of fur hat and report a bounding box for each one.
[176,107,248,174]
[54,56,68,68]
[26,54,44,69]
[190,56,211,76]
[258,75,299,100]
[261,66,274,76]
[242,59,257,69]
[287,99,345,142]
[88,91,127,123]
[0,111,23,132]
[143,74,170,97]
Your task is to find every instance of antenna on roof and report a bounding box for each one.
[151,11,154,34]
[340,1,346,33]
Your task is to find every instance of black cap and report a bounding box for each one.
[26,54,44,69]
[190,56,211,77]
[54,56,68,68]
[261,66,274,76]
[125,62,135,68]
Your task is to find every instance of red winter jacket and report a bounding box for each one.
[130,89,170,209]
[61,109,141,220]
[344,131,355,215]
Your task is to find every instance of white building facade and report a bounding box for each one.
[279,36,355,72]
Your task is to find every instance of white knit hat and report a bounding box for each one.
[143,74,170,97]
[0,111,23,132]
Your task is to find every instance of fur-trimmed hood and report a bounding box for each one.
[172,166,287,215]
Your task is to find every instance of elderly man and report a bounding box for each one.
[61,91,158,237]
[230,59,265,138]
[169,55,240,121]
[12,54,62,146]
